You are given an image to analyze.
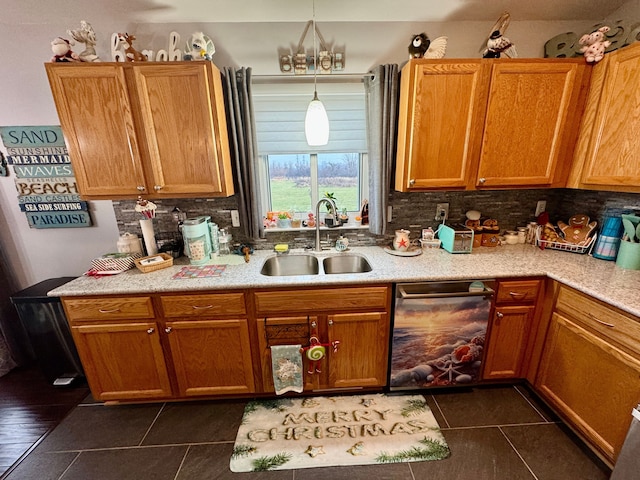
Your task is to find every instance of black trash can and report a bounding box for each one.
[10,277,84,386]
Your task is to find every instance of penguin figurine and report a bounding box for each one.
[408,33,430,59]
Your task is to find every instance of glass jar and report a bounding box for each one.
[218,228,232,255]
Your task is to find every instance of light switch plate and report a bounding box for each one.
[231,210,240,227]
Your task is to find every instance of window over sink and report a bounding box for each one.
[253,81,368,219]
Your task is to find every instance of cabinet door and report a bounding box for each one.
[45,63,147,197]
[327,312,389,388]
[477,61,586,188]
[256,316,318,393]
[395,60,490,190]
[579,43,640,190]
[71,322,172,401]
[536,313,640,463]
[166,318,254,396]
[483,305,534,379]
[132,63,233,196]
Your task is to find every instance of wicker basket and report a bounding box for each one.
[134,253,174,273]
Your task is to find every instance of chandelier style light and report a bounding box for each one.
[304,0,329,146]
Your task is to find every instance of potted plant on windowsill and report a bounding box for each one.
[276,211,292,228]
[323,192,340,227]
[339,207,349,225]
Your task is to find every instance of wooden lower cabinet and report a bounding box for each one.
[64,291,255,402]
[483,279,542,380]
[483,305,535,379]
[253,285,391,393]
[165,318,255,397]
[535,285,640,465]
[327,312,388,388]
[71,321,172,401]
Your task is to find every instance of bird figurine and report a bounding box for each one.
[481,12,518,58]
[408,33,448,59]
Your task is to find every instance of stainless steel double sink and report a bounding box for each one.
[260,253,372,276]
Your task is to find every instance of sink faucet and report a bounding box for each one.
[315,198,338,252]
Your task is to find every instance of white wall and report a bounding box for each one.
[0,6,634,289]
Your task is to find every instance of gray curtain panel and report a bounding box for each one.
[364,64,399,235]
[222,67,262,239]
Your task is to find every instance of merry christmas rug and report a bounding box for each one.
[229,393,450,472]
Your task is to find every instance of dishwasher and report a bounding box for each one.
[389,280,495,390]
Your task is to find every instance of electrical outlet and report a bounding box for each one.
[535,200,547,217]
[387,205,393,221]
[231,210,240,227]
[435,203,449,221]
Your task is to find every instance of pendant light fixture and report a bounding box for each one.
[304,0,329,146]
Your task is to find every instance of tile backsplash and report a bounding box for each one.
[113,189,640,251]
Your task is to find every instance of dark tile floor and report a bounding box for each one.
[1,367,611,480]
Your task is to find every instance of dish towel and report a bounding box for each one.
[270,344,303,395]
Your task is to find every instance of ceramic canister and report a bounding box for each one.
[393,229,411,251]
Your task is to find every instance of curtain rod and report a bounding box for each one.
[252,73,374,84]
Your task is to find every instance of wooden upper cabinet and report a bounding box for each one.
[45,64,146,197]
[395,58,590,191]
[45,62,234,199]
[395,60,490,190]
[476,60,589,188]
[570,42,640,192]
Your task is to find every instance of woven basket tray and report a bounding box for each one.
[134,253,174,273]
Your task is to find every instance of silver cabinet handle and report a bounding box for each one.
[153,185,163,191]
[137,186,145,191]
[587,312,615,328]
[409,179,415,186]
[311,320,317,328]
[192,304,213,310]
[328,319,333,326]
[147,328,154,334]
[99,308,121,314]
[496,311,504,319]
[165,327,172,334]
[478,177,486,184]
[509,291,526,298]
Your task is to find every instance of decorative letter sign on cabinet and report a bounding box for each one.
[45,62,234,199]
[395,58,590,191]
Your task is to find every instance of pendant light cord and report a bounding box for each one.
[312,0,317,95]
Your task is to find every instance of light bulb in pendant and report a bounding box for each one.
[305,90,329,146]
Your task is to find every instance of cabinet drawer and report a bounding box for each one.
[63,297,154,321]
[254,286,389,316]
[496,280,541,304]
[555,285,640,355]
[161,293,246,318]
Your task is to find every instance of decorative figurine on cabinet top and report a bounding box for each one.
[408,33,448,59]
[67,20,100,62]
[115,33,147,62]
[50,37,79,62]
[482,12,518,58]
[579,26,611,63]
[183,32,215,61]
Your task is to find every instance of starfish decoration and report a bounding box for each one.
[435,354,465,383]
[305,445,325,458]
[361,398,376,407]
[398,238,408,248]
[347,441,366,456]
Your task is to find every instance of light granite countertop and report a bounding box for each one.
[48,244,640,319]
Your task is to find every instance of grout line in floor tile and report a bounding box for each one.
[427,394,450,429]
[172,444,191,480]
[48,440,235,454]
[513,384,550,422]
[56,451,81,480]
[138,402,167,447]
[441,421,553,431]
[407,461,417,480]
[498,425,540,480]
